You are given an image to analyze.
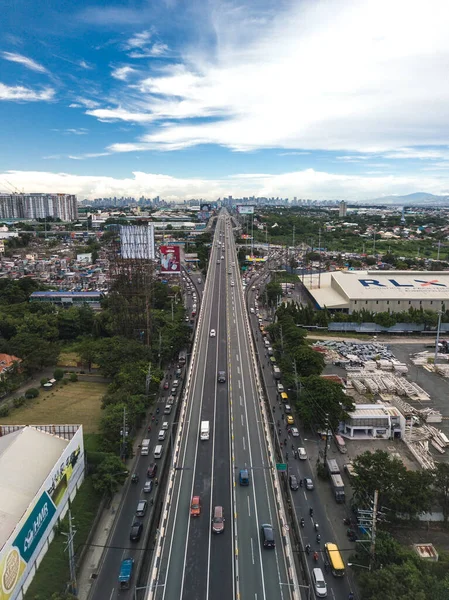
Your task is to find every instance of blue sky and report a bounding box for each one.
[2,0,449,201]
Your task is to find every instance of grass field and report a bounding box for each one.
[0,381,107,434]
[57,350,80,367]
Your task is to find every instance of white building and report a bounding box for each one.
[304,270,449,313]
[0,194,78,221]
[0,425,84,600]
[341,403,405,440]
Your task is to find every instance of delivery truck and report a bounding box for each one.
[141,439,150,456]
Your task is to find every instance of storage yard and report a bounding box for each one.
[314,339,449,471]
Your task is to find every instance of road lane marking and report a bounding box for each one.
[241,414,244,426]
[243,436,246,450]
[238,380,241,389]
[109,588,115,600]
[237,366,240,374]
[247,495,251,517]
[251,538,255,565]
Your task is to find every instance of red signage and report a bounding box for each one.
[160,245,181,274]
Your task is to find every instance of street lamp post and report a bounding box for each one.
[434,309,443,367]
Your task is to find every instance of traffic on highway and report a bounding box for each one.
[93,211,358,600]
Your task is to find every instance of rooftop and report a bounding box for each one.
[0,426,68,550]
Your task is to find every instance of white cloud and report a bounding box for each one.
[69,97,100,109]
[88,0,449,156]
[128,43,169,58]
[382,148,449,160]
[3,167,449,202]
[111,66,137,81]
[0,83,55,102]
[125,30,154,50]
[88,108,156,123]
[1,51,48,73]
[79,60,94,70]
[278,151,311,156]
[65,128,88,135]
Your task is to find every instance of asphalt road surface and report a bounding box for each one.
[89,272,200,600]
[149,212,295,600]
[247,271,359,600]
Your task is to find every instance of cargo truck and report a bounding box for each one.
[141,439,150,456]
[330,473,346,503]
[200,420,210,440]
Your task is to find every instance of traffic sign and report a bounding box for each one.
[276,463,287,471]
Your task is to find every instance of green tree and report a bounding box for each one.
[433,462,449,523]
[265,281,283,307]
[91,454,128,497]
[6,332,60,372]
[75,337,98,372]
[292,346,325,377]
[351,450,405,510]
[53,368,64,381]
[298,376,354,430]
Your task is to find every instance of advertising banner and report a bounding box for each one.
[120,225,155,260]
[237,205,255,215]
[245,255,267,262]
[160,245,181,274]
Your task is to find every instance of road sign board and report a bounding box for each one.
[276,463,287,471]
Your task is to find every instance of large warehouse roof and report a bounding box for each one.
[332,270,449,301]
[0,427,68,550]
[305,270,449,310]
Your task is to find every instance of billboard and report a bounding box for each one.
[237,205,255,215]
[245,255,267,262]
[160,245,181,274]
[0,427,84,600]
[120,225,155,260]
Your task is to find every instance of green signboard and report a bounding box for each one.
[14,491,57,563]
[276,463,287,472]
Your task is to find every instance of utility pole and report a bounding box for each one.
[323,413,330,464]
[438,240,441,261]
[62,508,77,596]
[370,490,379,570]
[318,227,322,289]
[145,363,152,399]
[120,407,128,460]
[434,309,443,367]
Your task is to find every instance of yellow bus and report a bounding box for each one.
[325,543,345,577]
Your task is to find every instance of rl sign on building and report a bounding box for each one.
[304,270,449,314]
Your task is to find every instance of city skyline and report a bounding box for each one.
[2,0,449,201]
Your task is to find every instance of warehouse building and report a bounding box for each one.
[304,270,449,314]
[0,425,84,600]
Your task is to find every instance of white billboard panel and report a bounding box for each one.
[237,205,255,214]
[120,225,155,260]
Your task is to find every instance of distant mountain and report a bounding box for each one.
[366,192,449,205]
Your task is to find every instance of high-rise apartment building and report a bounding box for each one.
[339,200,348,218]
[0,193,78,221]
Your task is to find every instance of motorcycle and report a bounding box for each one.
[313,552,319,562]
[300,518,305,528]
[316,534,321,543]
[309,508,314,517]
[314,523,319,532]
[131,473,139,484]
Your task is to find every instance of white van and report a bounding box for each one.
[158,430,166,441]
[312,567,327,597]
[154,445,163,459]
[298,447,307,460]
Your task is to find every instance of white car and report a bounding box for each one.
[250,307,255,313]
[230,281,235,286]
[298,447,307,459]
[162,421,169,430]
[210,329,216,337]
[291,427,300,437]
